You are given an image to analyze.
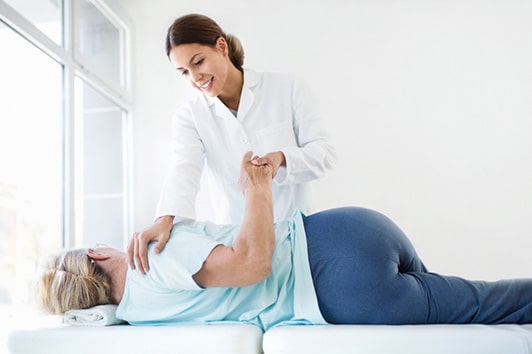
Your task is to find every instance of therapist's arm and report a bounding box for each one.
[193,152,275,288]
[127,107,204,274]
[274,78,337,184]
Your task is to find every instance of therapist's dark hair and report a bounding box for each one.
[166,14,244,72]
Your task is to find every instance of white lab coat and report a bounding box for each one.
[155,69,337,224]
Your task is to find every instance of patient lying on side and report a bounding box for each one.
[38,152,532,330]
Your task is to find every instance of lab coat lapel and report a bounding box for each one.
[237,69,259,122]
[237,86,254,122]
[211,97,235,121]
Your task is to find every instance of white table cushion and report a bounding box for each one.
[8,323,263,354]
[263,324,532,354]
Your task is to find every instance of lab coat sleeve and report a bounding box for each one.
[275,77,338,185]
[154,103,205,220]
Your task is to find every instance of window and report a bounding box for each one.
[76,78,128,249]
[0,22,63,313]
[3,0,63,45]
[75,0,126,88]
[0,0,132,319]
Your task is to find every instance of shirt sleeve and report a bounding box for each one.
[147,228,221,290]
[276,77,338,185]
[154,103,205,220]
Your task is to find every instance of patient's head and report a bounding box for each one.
[37,248,113,314]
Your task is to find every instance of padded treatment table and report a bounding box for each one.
[7,323,532,354]
[7,323,263,354]
[263,324,532,354]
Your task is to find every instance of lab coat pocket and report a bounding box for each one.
[250,120,297,156]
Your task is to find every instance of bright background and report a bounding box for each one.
[121,0,532,281]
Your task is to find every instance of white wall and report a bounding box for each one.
[124,0,532,281]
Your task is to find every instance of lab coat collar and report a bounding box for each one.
[203,68,258,121]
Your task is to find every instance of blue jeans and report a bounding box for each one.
[303,207,532,324]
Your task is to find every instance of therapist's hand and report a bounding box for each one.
[239,151,273,195]
[250,151,285,178]
[127,215,174,274]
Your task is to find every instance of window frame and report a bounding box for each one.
[0,0,134,249]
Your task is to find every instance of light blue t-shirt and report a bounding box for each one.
[116,210,326,331]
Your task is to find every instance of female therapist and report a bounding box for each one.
[128,14,337,273]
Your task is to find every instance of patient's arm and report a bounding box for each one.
[192,152,275,288]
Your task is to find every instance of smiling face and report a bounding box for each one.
[169,38,231,97]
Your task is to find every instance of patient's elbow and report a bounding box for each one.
[242,256,272,286]
[256,261,272,282]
